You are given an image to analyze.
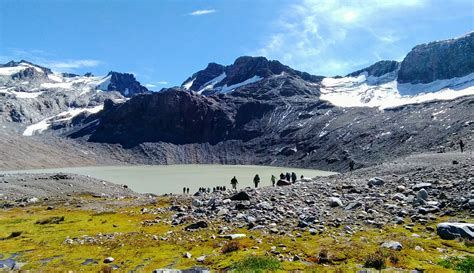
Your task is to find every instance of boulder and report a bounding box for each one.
[230,191,250,201]
[103,257,115,263]
[416,189,429,201]
[328,197,343,207]
[276,179,292,186]
[413,183,432,190]
[436,223,474,240]
[368,177,384,187]
[185,221,209,231]
[219,234,246,240]
[381,241,402,251]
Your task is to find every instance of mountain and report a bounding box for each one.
[0,60,149,133]
[2,32,473,171]
[181,56,323,95]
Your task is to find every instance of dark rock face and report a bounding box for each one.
[183,63,225,91]
[398,32,474,84]
[181,56,323,94]
[87,89,235,147]
[105,71,149,97]
[346,60,399,77]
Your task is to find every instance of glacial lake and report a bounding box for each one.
[2,165,337,194]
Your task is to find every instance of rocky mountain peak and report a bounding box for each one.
[104,71,149,97]
[397,32,474,84]
[346,60,400,78]
[181,56,323,95]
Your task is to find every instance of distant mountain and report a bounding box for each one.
[0,60,148,131]
[181,56,323,95]
[1,32,473,171]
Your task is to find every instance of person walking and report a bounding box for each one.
[253,174,260,188]
[285,172,291,181]
[231,176,238,190]
[291,172,297,183]
[459,139,465,153]
[183,187,186,195]
[186,188,190,194]
[271,175,276,187]
[349,159,355,172]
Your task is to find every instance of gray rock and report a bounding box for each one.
[183,252,192,259]
[185,221,208,231]
[329,197,343,207]
[381,241,402,251]
[368,177,384,187]
[413,183,432,190]
[230,191,250,201]
[436,222,474,240]
[219,234,246,240]
[392,193,407,201]
[103,257,114,263]
[196,256,206,263]
[416,189,428,201]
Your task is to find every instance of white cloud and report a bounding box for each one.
[256,0,427,75]
[46,60,101,70]
[189,9,216,16]
[145,81,168,88]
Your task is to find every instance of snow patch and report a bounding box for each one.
[22,105,104,136]
[219,76,263,93]
[182,78,195,90]
[320,72,474,110]
[96,75,111,91]
[197,73,226,94]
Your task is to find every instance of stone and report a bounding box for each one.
[413,183,432,190]
[276,180,292,186]
[381,241,402,251]
[185,221,208,231]
[416,189,428,201]
[219,234,246,240]
[368,177,384,187]
[192,199,203,207]
[392,193,406,201]
[328,197,343,207]
[196,255,206,263]
[230,191,250,201]
[396,185,406,192]
[183,252,192,259]
[345,202,362,210]
[436,223,474,240]
[103,257,114,263]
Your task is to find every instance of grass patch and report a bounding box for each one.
[438,256,474,272]
[233,256,281,273]
[221,241,241,254]
[35,216,64,225]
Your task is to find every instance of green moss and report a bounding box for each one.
[232,256,281,273]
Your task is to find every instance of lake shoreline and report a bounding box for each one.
[0,164,337,195]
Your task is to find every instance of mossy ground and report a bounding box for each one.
[0,196,472,272]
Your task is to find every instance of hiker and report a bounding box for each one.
[223,186,226,191]
[280,173,285,180]
[253,174,260,188]
[291,172,297,183]
[207,188,211,193]
[459,139,465,153]
[271,175,276,187]
[349,159,355,172]
[183,187,186,194]
[186,188,190,194]
[286,172,291,181]
[231,178,238,189]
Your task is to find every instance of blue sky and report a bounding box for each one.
[0,0,472,89]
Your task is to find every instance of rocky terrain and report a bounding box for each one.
[0,152,472,271]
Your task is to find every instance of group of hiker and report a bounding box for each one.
[230,171,302,189]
